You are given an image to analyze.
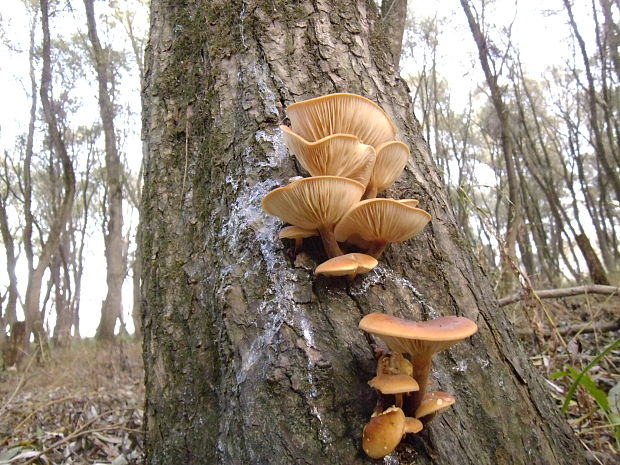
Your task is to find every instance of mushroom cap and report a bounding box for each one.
[280,126,376,186]
[286,93,397,147]
[314,253,378,278]
[262,176,365,230]
[404,417,423,434]
[334,199,431,244]
[398,199,419,208]
[368,374,420,394]
[359,313,478,357]
[278,225,318,240]
[365,141,410,195]
[415,391,456,419]
[362,406,406,459]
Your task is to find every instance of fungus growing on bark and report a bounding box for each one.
[362,406,424,459]
[286,93,397,147]
[280,126,376,186]
[314,253,377,278]
[364,141,410,199]
[359,313,477,414]
[369,373,419,409]
[362,406,406,459]
[415,391,456,423]
[334,199,432,258]
[278,226,317,254]
[262,176,364,258]
[398,199,419,208]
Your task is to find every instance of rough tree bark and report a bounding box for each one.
[141,1,587,464]
[83,0,125,341]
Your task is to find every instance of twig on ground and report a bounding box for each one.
[499,285,620,307]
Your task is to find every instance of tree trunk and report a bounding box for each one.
[141,1,587,464]
[460,0,522,294]
[380,0,408,67]
[84,0,125,341]
[575,233,610,285]
[25,0,76,346]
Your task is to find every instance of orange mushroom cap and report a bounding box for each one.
[415,391,456,419]
[334,199,431,244]
[280,126,376,186]
[368,374,420,394]
[358,313,478,357]
[314,253,378,278]
[362,406,406,459]
[262,176,365,230]
[365,141,410,197]
[286,93,397,148]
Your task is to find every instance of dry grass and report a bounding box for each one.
[0,339,143,465]
[509,294,620,465]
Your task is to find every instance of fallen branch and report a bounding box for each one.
[498,285,620,307]
[518,320,620,337]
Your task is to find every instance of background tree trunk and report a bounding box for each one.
[141,1,587,464]
[84,0,125,341]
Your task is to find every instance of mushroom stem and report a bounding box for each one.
[407,354,432,416]
[318,225,343,258]
[294,238,303,253]
[363,185,378,200]
[366,241,387,259]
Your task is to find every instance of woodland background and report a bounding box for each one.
[0,0,618,464]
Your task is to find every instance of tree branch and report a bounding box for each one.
[499,284,620,307]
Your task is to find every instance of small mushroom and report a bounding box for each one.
[280,126,376,186]
[369,373,419,409]
[404,417,423,434]
[262,176,365,258]
[278,226,317,253]
[334,199,431,258]
[314,253,377,279]
[362,406,406,459]
[364,141,410,199]
[286,93,397,148]
[359,313,477,414]
[415,391,456,423]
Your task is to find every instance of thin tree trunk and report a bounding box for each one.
[24,0,76,346]
[575,233,610,285]
[141,1,587,464]
[460,0,522,294]
[83,0,125,341]
[381,0,408,67]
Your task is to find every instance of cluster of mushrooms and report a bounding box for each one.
[261,93,431,277]
[359,313,478,459]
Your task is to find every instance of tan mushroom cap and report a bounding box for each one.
[368,374,420,394]
[398,199,419,208]
[280,126,376,186]
[415,391,456,419]
[362,406,406,459]
[358,313,478,356]
[262,176,365,230]
[287,93,397,148]
[365,141,410,197]
[314,253,378,278]
[404,417,423,434]
[278,225,317,240]
[334,199,431,244]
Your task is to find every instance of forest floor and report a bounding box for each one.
[0,295,618,465]
[509,293,620,465]
[0,340,143,465]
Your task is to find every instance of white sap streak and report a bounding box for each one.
[349,266,440,318]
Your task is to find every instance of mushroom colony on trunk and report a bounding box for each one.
[359,313,477,458]
[261,93,432,277]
